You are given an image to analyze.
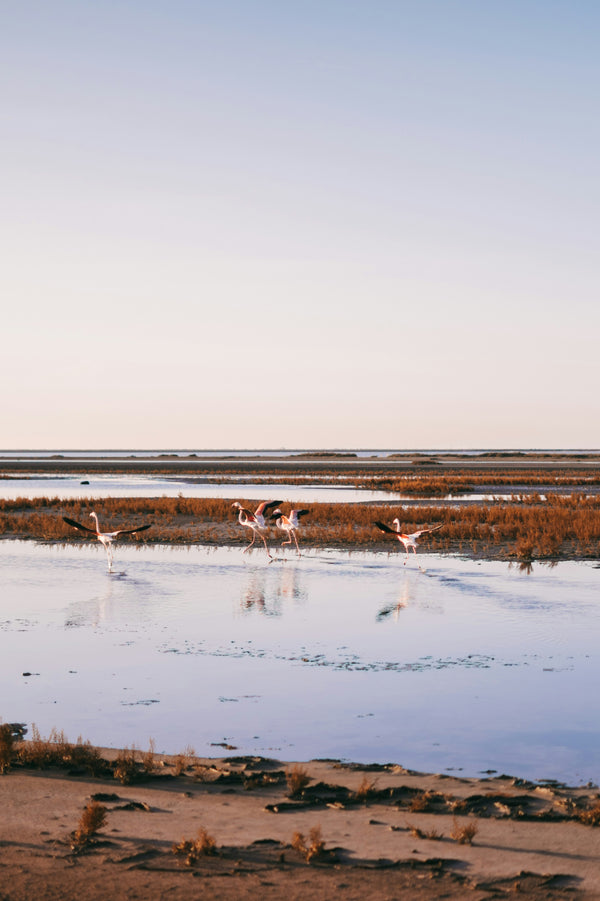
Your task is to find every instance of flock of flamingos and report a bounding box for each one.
[62,501,442,571]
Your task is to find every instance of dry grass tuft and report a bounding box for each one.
[172,827,217,865]
[286,764,311,798]
[291,825,327,862]
[114,747,139,785]
[173,745,196,777]
[450,817,478,844]
[142,738,156,774]
[407,823,444,841]
[409,790,437,812]
[354,775,378,802]
[0,725,14,774]
[14,725,107,777]
[71,802,107,849]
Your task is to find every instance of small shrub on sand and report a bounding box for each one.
[409,790,437,812]
[286,764,311,798]
[291,825,326,862]
[173,745,196,777]
[578,802,600,826]
[172,827,217,865]
[114,747,138,785]
[71,802,107,849]
[451,817,478,844]
[142,738,156,774]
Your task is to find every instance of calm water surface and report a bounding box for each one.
[0,475,396,504]
[1,541,598,785]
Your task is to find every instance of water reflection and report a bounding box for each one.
[376,568,445,620]
[240,569,272,615]
[508,560,559,575]
[63,571,156,628]
[239,562,306,615]
[377,570,417,621]
[2,542,600,784]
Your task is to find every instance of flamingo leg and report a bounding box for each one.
[281,531,292,546]
[258,530,272,558]
[100,538,113,571]
[292,530,301,555]
[243,529,257,553]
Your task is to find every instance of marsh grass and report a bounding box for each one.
[15,725,107,776]
[172,827,217,865]
[286,764,311,798]
[291,825,326,862]
[71,801,107,850]
[2,476,600,559]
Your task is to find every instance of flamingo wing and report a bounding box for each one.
[255,500,283,517]
[113,524,152,537]
[410,524,443,538]
[295,509,310,519]
[374,521,400,535]
[63,516,98,535]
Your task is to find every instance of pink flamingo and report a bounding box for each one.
[374,519,442,564]
[63,512,151,571]
[232,500,282,557]
[271,508,310,555]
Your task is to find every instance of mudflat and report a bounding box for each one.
[1,750,599,900]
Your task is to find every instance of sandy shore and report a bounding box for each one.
[2,750,599,900]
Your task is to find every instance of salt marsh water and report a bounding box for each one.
[0,475,396,503]
[1,541,598,785]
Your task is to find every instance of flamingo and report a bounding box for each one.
[374,519,442,564]
[62,512,151,571]
[232,500,282,557]
[271,508,310,555]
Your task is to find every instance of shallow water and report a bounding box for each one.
[1,541,599,785]
[0,475,396,504]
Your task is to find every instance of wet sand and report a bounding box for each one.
[2,750,599,900]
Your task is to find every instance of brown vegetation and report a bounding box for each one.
[172,827,218,865]
[71,802,107,850]
[578,801,600,826]
[291,825,328,862]
[450,817,478,844]
[1,473,600,561]
[286,764,312,798]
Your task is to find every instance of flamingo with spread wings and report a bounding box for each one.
[63,512,151,571]
[271,508,310,556]
[374,519,442,563]
[232,500,282,558]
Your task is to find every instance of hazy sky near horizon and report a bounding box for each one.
[2,1,599,448]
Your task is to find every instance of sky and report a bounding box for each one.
[2,0,599,449]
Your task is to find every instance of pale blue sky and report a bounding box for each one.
[2,1,599,448]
